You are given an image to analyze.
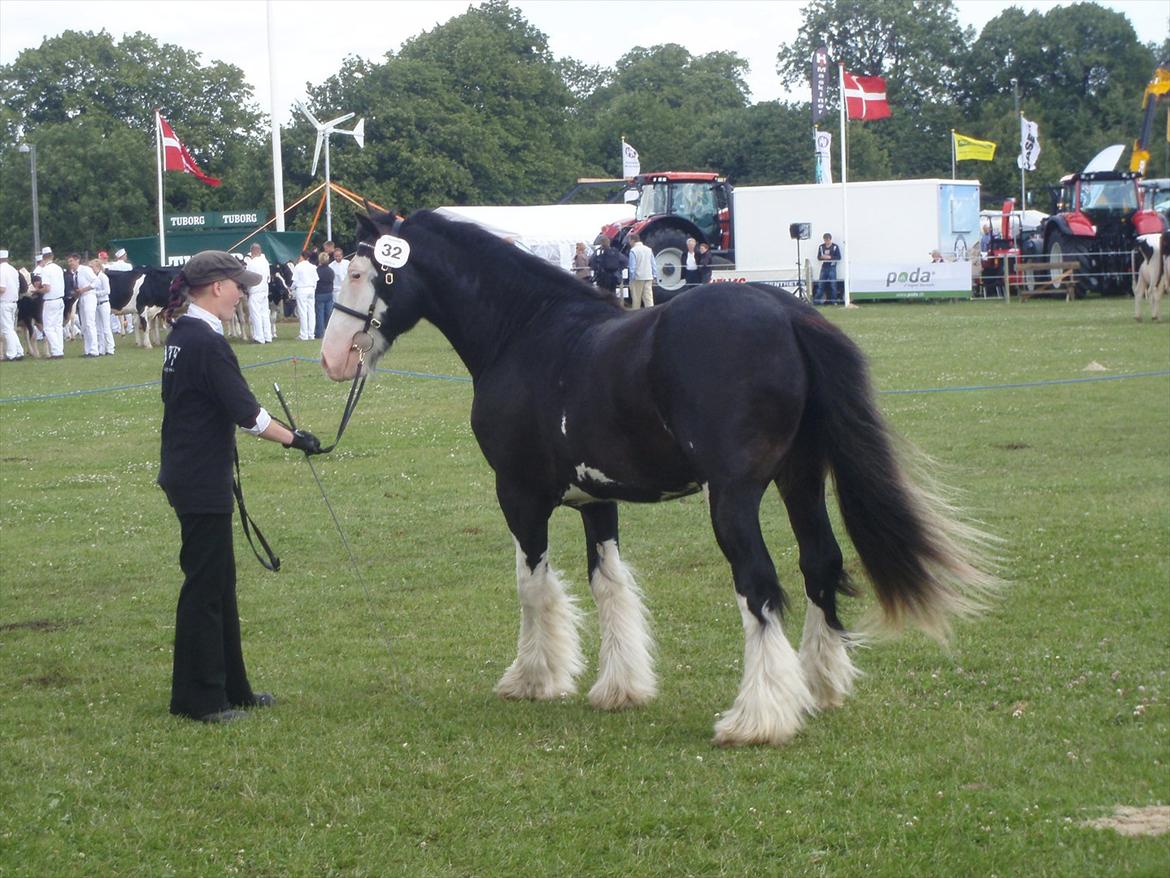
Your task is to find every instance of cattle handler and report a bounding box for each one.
[158,250,323,724]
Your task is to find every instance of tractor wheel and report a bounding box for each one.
[1045,231,1088,299]
[642,229,689,302]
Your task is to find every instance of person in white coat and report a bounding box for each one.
[291,249,317,341]
[68,253,99,356]
[243,243,272,343]
[0,249,24,360]
[38,247,66,358]
[89,259,115,355]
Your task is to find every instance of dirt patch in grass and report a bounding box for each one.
[0,619,76,634]
[23,670,77,688]
[1084,805,1170,837]
[992,442,1031,451]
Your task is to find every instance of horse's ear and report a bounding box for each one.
[356,212,379,240]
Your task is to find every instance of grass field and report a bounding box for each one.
[2,298,1168,877]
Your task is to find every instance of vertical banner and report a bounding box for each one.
[1017,116,1040,171]
[815,130,833,184]
[621,139,640,178]
[811,45,830,123]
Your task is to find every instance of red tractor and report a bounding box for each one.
[1040,170,1166,296]
[598,172,733,300]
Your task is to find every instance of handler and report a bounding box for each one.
[159,250,322,724]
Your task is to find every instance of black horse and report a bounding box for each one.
[321,209,998,747]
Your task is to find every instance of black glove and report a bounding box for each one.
[284,429,322,455]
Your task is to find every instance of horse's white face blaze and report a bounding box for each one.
[320,253,387,380]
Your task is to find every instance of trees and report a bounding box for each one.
[0,30,267,260]
[1,0,1163,259]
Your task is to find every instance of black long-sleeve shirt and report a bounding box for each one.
[158,316,261,513]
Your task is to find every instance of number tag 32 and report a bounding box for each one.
[373,235,410,269]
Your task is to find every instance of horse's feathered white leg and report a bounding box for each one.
[714,596,814,747]
[495,543,584,700]
[798,601,861,710]
[588,539,657,709]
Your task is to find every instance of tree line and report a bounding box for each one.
[1,0,1166,260]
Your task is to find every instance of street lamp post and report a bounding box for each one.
[18,142,41,260]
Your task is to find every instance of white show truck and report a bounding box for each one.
[713,178,981,301]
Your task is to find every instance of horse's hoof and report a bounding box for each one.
[587,682,655,711]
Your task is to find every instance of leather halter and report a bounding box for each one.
[314,219,406,454]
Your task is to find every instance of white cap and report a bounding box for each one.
[114,248,127,258]
[0,249,8,259]
[41,246,53,255]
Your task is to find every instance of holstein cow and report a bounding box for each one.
[1133,231,1170,322]
[19,269,77,358]
[107,266,182,348]
[269,262,292,338]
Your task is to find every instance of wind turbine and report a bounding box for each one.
[293,100,365,242]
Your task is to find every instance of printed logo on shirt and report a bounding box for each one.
[163,344,181,373]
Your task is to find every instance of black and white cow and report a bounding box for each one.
[107,266,182,348]
[1133,231,1170,322]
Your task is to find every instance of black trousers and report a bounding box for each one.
[169,512,255,718]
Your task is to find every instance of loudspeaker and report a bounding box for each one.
[789,222,810,240]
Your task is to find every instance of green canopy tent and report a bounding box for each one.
[109,229,308,268]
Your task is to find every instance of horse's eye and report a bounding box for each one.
[350,272,362,280]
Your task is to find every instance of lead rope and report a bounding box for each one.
[273,379,418,702]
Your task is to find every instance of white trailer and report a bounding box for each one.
[713,178,981,300]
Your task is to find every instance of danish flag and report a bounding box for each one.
[158,114,221,187]
[843,72,891,121]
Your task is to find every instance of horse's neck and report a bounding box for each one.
[416,254,534,378]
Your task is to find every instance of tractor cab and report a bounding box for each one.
[633,173,731,251]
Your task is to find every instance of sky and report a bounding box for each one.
[0,0,1167,123]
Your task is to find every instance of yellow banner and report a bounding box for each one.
[953,131,997,161]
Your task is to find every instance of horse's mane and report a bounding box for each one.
[398,209,621,313]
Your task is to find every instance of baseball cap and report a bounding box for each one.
[181,250,262,290]
[0,250,8,259]
[114,248,127,258]
[41,246,53,255]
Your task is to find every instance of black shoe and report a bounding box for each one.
[197,708,248,724]
[240,692,276,709]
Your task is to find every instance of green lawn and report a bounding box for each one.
[2,298,1168,877]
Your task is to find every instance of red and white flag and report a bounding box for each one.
[843,72,891,121]
[158,114,221,187]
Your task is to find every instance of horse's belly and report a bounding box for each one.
[560,462,701,506]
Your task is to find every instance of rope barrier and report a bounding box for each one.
[1,358,1166,405]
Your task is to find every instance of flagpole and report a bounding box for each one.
[951,129,956,180]
[1012,78,1025,211]
[155,110,167,266]
[838,62,850,307]
[267,0,286,232]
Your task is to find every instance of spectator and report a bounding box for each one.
[0,249,24,360]
[68,253,99,357]
[589,235,624,300]
[314,250,334,339]
[572,242,591,280]
[330,247,349,301]
[158,250,322,724]
[38,246,66,357]
[243,243,272,344]
[815,233,842,305]
[291,250,317,341]
[89,258,115,356]
[683,238,713,286]
[627,234,658,309]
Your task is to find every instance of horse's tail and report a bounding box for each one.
[792,311,1000,641]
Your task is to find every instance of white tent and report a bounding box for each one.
[435,203,635,271]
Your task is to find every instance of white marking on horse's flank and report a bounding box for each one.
[561,412,567,436]
[588,539,657,709]
[562,484,601,505]
[494,541,584,701]
[576,463,616,485]
[713,594,814,747]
